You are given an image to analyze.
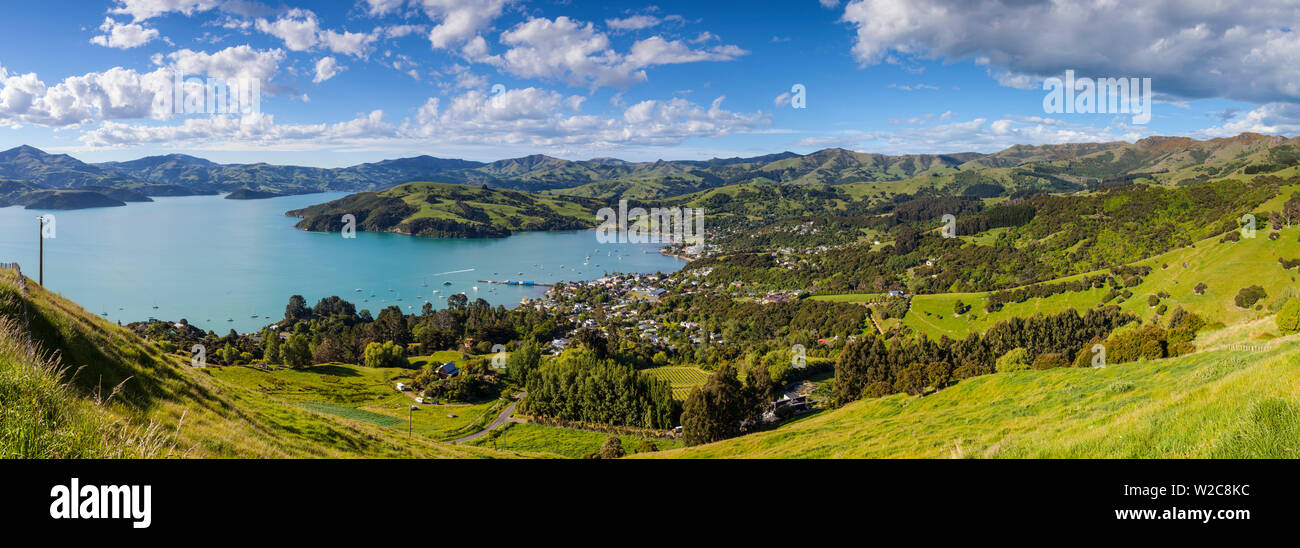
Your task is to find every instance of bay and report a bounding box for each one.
[0,193,684,334]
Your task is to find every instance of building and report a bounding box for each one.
[436,362,460,378]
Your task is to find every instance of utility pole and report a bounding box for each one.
[37,216,43,286]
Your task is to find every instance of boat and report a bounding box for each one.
[443,281,452,285]
[355,288,362,292]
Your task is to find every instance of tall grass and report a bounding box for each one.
[0,316,176,458]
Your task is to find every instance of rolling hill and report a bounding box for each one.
[0,266,514,458]
[648,329,1300,459]
[286,181,601,238]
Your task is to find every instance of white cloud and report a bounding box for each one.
[840,0,1300,104]
[493,17,748,89]
[819,0,840,8]
[1196,103,1300,138]
[73,87,768,151]
[255,8,320,51]
[0,45,284,128]
[419,0,511,49]
[363,0,406,16]
[313,57,344,83]
[80,110,399,148]
[162,45,285,86]
[108,0,221,21]
[795,116,1150,154]
[773,92,792,107]
[606,15,661,31]
[255,8,378,58]
[90,17,161,49]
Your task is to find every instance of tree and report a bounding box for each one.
[681,364,757,446]
[363,341,408,368]
[281,333,312,368]
[505,340,541,385]
[1235,285,1268,308]
[893,363,928,395]
[1277,298,1300,334]
[262,330,281,364]
[284,295,310,323]
[995,347,1030,373]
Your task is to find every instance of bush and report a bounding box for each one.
[995,347,1031,373]
[1194,282,1208,295]
[598,436,626,459]
[363,341,408,368]
[1277,298,1300,334]
[635,439,659,453]
[1235,285,1268,309]
[1031,352,1068,370]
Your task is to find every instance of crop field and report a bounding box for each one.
[641,365,711,399]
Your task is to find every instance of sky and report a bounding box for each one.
[1,0,1299,167]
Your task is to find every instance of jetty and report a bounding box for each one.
[477,279,553,287]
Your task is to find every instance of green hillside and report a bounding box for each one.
[895,225,1300,340]
[649,329,1300,459]
[0,267,513,458]
[287,181,601,238]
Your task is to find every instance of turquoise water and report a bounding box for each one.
[0,193,683,334]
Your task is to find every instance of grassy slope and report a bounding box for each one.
[466,422,682,458]
[898,225,1300,340]
[649,330,1300,459]
[0,268,515,458]
[388,182,594,230]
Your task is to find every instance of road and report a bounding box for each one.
[450,393,523,444]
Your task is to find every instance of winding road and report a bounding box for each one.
[450,393,523,444]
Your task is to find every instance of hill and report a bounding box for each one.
[648,331,1300,458]
[0,266,513,458]
[287,181,600,238]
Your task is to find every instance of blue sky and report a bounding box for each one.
[1,0,1296,167]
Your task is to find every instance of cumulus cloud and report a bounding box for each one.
[90,17,161,49]
[108,0,221,21]
[313,57,344,83]
[839,0,1300,105]
[794,115,1150,154]
[161,45,285,85]
[492,17,748,88]
[80,110,398,148]
[420,0,512,49]
[0,45,285,128]
[72,87,768,150]
[255,8,378,57]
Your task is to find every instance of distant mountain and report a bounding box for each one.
[0,145,141,188]
[6,133,1300,205]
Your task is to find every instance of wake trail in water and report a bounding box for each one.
[432,268,475,276]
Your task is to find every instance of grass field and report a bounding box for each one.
[641,365,711,399]
[898,225,1300,340]
[467,422,682,458]
[648,330,1300,459]
[210,361,499,441]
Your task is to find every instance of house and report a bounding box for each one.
[396,382,409,392]
[887,290,905,298]
[436,362,460,378]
